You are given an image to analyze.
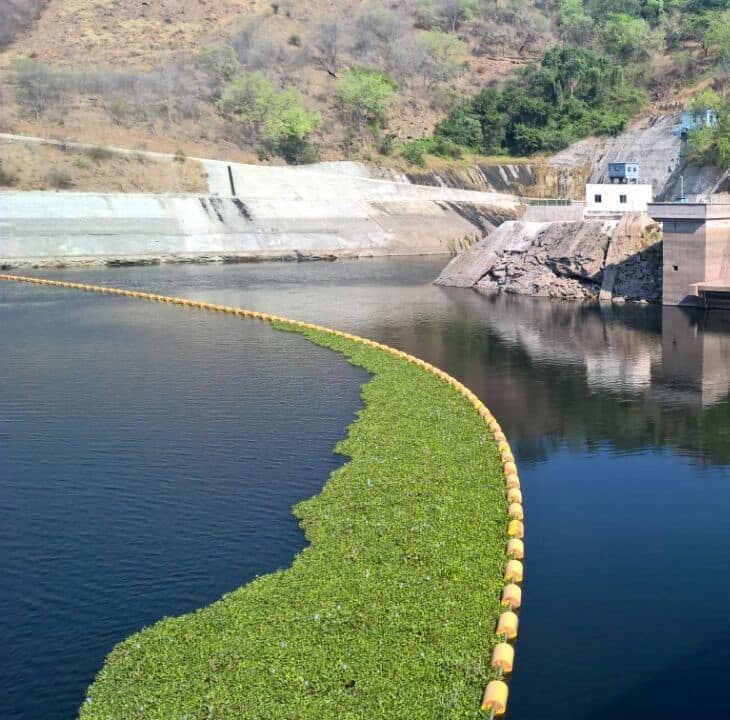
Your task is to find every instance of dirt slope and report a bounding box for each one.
[0,0,550,161]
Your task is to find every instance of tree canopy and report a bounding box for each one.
[434,45,645,156]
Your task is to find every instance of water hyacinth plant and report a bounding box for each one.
[80,323,509,719]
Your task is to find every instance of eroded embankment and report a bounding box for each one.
[436,213,662,303]
[0,274,524,719]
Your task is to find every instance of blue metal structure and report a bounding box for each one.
[675,108,718,138]
[608,162,640,184]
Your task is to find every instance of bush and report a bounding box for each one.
[46,169,74,189]
[434,103,482,149]
[174,149,187,163]
[401,140,427,166]
[219,72,321,161]
[277,135,320,164]
[338,68,397,131]
[368,125,396,156]
[378,132,396,156]
[86,145,113,161]
[0,160,17,186]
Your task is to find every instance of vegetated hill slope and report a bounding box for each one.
[0,0,551,162]
[0,0,726,171]
[0,0,46,51]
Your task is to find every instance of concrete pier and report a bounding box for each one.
[646,203,730,307]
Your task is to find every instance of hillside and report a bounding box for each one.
[0,0,727,170]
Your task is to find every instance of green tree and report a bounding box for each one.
[415,30,466,88]
[219,72,321,161]
[472,88,506,154]
[599,13,663,60]
[434,103,482,148]
[558,0,597,44]
[704,10,730,58]
[338,68,397,130]
[431,44,639,157]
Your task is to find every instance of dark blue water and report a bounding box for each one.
[4,259,730,719]
[0,281,367,720]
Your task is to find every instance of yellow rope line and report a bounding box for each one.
[0,272,524,716]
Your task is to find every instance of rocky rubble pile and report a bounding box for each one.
[436,213,662,303]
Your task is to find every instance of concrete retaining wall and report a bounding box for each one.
[521,204,584,222]
[0,155,522,266]
[0,189,515,266]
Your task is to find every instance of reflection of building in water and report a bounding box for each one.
[454,292,730,408]
[473,295,661,392]
[585,350,653,392]
[656,308,730,407]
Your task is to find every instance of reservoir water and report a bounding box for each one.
[2,258,730,719]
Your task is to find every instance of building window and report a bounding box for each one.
[594,194,602,203]
[620,194,627,204]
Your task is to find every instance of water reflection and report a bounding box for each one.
[24,262,730,470]
[658,308,730,407]
[14,259,730,720]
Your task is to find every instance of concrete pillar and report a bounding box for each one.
[647,203,730,307]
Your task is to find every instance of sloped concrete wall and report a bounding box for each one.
[0,190,507,266]
[0,154,522,266]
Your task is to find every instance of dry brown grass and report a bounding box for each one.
[0,139,207,192]
[0,0,546,163]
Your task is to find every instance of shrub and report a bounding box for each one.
[401,140,427,166]
[219,72,321,161]
[174,149,187,163]
[0,159,17,186]
[434,103,482,149]
[86,145,114,161]
[338,68,397,130]
[46,169,74,189]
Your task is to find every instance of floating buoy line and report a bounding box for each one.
[0,272,525,717]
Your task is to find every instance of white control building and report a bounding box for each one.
[584,183,653,217]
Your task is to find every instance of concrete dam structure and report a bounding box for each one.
[0,156,521,267]
[648,202,730,308]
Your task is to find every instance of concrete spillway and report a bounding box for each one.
[0,156,521,267]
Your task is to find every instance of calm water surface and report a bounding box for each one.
[3,258,730,719]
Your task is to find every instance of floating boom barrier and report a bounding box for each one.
[0,272,525,717]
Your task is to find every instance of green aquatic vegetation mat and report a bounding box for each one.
[80,325,508,720]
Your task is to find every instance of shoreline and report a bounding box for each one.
[0,248,454,271]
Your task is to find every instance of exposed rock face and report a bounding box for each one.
[436,213,662,303]
[549,113,724,202]
[407,163,587,200]
[600,213,662,303]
